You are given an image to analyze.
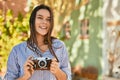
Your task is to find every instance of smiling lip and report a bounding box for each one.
[39,26,47,29]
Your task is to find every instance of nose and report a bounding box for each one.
[42,19,47,24]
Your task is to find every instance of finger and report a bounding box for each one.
[52,58,57,62]
[50,63,55,68]
[25,66,30,70]
[27,60,34,65]
[31,69,34,75]
[27,64,34,70]
[50,66,57,74]
[31,67,34,72]
[24,61,34,70]
[50,62,59,70]
[27,55,34,60]
[27,62,34,67]
[50,66,55,72]
[28,67,33,75]
[25,65,34,74]
[51,60,58,66]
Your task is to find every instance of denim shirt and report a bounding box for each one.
[4,39,71,80]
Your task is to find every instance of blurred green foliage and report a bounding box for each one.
[0,9,30,71]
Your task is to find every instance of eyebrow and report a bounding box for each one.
[37,14,51,19]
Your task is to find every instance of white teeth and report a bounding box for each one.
[39,26,47,29]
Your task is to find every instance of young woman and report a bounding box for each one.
[4,4,71,80]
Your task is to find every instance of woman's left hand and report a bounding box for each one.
[50,58,67,80]
[50,58,60,74]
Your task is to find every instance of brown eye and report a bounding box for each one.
[46,18,51,22]
[37,17,43,19]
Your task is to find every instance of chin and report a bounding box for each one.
[39,32,48,36]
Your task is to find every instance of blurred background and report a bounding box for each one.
[0,0,120,80]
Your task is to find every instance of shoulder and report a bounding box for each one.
[52,39,65,48]
[12,41,27,50]
[8,41,27,58]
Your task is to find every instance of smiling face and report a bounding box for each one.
[35,9,51,37]
[28,4,54,46]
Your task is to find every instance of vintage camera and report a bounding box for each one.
[32,57,52,70]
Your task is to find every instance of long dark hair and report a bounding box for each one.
[27,4,58,61]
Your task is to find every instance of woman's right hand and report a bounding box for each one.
[17,56,34,80]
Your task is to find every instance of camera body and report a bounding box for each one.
[32,57,52,70]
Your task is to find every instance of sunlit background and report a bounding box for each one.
[0,0,120,80]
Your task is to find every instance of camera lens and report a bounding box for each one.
[40,61,45,66]
[38,60,46,68]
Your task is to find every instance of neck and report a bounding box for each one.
[36,34,45,46]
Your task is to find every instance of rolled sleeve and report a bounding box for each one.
[60,43,72,80]
[4,47,20,80]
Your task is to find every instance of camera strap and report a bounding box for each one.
[48,45,59,62]
[27,43,43,57]
[27,42,59,62]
